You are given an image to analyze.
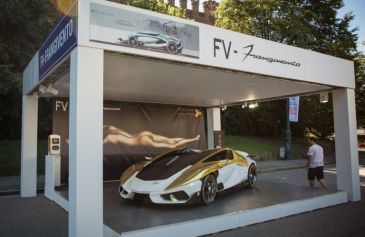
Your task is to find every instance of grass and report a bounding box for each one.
[225,135,310,159]
[0,140,47,176]
[225,135,283,155]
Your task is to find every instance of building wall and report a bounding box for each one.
[174,0,218,25]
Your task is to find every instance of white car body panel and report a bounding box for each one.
[119,149,256,204]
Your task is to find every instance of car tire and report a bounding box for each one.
[200,174,217,205]
[128,37,139,47]
[166,42,178,54]
[247,164,257,188]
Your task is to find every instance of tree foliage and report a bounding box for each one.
[355,54,365,127]
[0,0,59,139]
[216,0,360,138]
[0,0,187,140]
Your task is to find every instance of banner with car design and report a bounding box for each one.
[89,2,200,58]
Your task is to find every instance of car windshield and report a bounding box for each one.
[136,149,219,180]
[137,32,159,36]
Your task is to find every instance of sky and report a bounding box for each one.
[173,0,365,53]
[338,0,365,53]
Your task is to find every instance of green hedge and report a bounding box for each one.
[0,140,47,176]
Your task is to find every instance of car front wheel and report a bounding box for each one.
[247,164,257,188]
[166,42,178,54]
[200,174,217,205]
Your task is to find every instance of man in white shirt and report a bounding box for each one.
[307,137,326,188]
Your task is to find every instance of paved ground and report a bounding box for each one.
[207,152,365,237]
[0,195,68,237]
[0,152,363,237]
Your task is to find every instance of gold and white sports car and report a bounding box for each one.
[119,148,257,205]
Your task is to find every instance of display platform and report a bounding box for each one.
[56,166,342,236]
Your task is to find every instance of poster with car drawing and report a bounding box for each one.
[90,2,200,58]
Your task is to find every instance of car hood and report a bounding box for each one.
[136,154,198,181]
[126,166,191,193]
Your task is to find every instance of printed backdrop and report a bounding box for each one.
[53,99,206,181]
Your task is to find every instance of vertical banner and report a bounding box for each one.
[288,96,300,122]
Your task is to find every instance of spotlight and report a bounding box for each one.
[38,84,59,95]
[46,84,59,96]
[249,102,258,109]
[241,102,248,108]
[39,85,47,94]
[221,106,227,111]
[320,92,328,103]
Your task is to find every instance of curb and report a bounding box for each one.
[0,187,44,196]
[257,160,336,174]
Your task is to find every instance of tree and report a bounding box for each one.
[355,53,365,127]
[0,0,59,139]
[216,0,359,138]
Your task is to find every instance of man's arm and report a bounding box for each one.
[307,155,313,171]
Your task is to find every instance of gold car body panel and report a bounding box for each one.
[119,160,149,185]
[165,148,250,191]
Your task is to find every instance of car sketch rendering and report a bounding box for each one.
[119,148,257,205]
[118,32,183,54]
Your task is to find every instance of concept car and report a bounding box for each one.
[119,148,257,205]
[118,32,183,54]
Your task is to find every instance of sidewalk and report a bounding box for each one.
[0,158,335,195]
[0,176,44,195]
[256,157,335,174]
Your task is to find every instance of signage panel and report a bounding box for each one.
[39,9,77,79]
[85,1,354,88]
[90,2,199,58]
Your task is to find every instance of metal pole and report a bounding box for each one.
[285,98,292,159]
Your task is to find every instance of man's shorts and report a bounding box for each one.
[308,166,324,181]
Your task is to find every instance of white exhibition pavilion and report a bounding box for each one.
[21,1,360,237]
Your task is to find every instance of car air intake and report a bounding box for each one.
[161,191,189,201]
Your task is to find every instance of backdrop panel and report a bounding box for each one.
[52,99,206,181]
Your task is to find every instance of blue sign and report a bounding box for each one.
[288,96,300,122]
[39,15,77,79]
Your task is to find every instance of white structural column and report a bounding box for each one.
[207,108,221,149]
[333,88,361,201]
[20,95,39,197]
[69,46,104,237]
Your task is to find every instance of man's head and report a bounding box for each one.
[308,136,316,145]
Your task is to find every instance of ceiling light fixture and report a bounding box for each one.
[320,92,328,103]
[38,84,59,96]
[46,84,59,96]
[249,102,258,109]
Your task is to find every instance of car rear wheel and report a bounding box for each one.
[247,164,257,188]
[200,174,217,205]
[128,37,139,47]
